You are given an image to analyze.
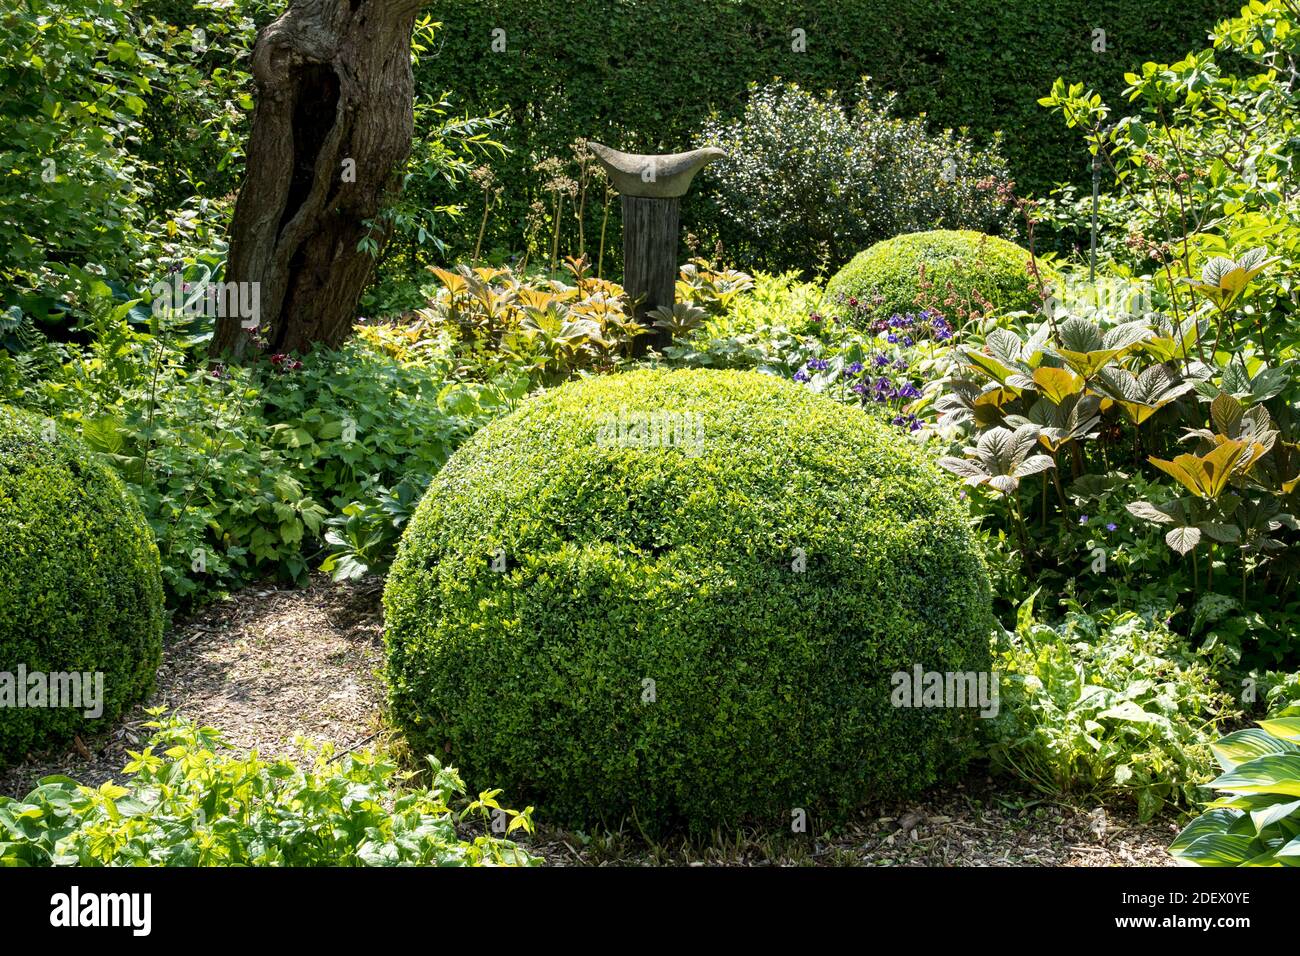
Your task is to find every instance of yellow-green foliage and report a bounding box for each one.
[0,405,163,766]
[384,368,993,831]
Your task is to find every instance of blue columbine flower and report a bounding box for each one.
[847,361,864,374]
[793,370,810,383]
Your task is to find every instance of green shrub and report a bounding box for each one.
[1169,707,1300,866]
[418,0,1229,263]
[825,230,1044,323]
[987,602,1235,820]
[384,367,993,831]
[697,81,1016,275]
[0,405,163,766]
[0,712,538,866]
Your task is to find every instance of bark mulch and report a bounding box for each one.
[0,577,1178,866]
[0,575,387,798]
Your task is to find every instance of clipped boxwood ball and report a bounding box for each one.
[384,368,992,831]
[826,229,1047,322]
[0,406,164,766]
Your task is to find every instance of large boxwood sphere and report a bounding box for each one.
[384,368,992,830]
[0,406,164,766]
[826,229,1047,322]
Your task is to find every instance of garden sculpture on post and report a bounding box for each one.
[588,141,724,352]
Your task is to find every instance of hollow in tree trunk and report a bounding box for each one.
[210,0,425,361]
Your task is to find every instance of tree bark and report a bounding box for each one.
[210,0,425,360]
[621,195,679,353]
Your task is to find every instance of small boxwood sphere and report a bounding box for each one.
[384,368,992,831]
[826,229,1046,322]
[0,406,164,766]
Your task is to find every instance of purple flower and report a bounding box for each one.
[851,382,867,395]
[874,353,890,367]
[806,358,830,371]
[793,370,810,383]
[1106,522,1117,532]
[886,333,898,344]
[893,359,907,371]
[902,335,914,347]
[847,361,864,374]
[1079,515,1089,525]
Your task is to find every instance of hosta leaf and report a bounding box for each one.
[1173,832,1258,866]
[1250,799,1300,834]
[1259,717,1300,743]
[1212,728,1300,772]
[1211,754,1300,796]
[1170,809,1240,851]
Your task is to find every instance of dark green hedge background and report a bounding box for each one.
[421,0,1236,261]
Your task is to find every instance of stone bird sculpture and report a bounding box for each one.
[587,142,726,198]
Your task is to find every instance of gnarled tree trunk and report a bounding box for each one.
[210,0,424,360]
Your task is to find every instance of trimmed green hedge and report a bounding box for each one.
[384,368,993,831]
[421,0,1235,263]
[0,406,164,767]
[826,229,1046,322]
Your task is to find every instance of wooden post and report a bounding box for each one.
[587,142,725,355]
[622,195,680,352]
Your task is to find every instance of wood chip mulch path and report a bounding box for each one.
[1,577,1178,866]
[0,575,387,799]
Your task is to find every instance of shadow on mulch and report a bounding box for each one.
[1,576,1179,866]
[0,574,388,799]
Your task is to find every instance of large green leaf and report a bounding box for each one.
[1173,832,1258,866]
[1259,717,1300,743]
[1211,754,1300,796]
[1212,727,1300,771]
